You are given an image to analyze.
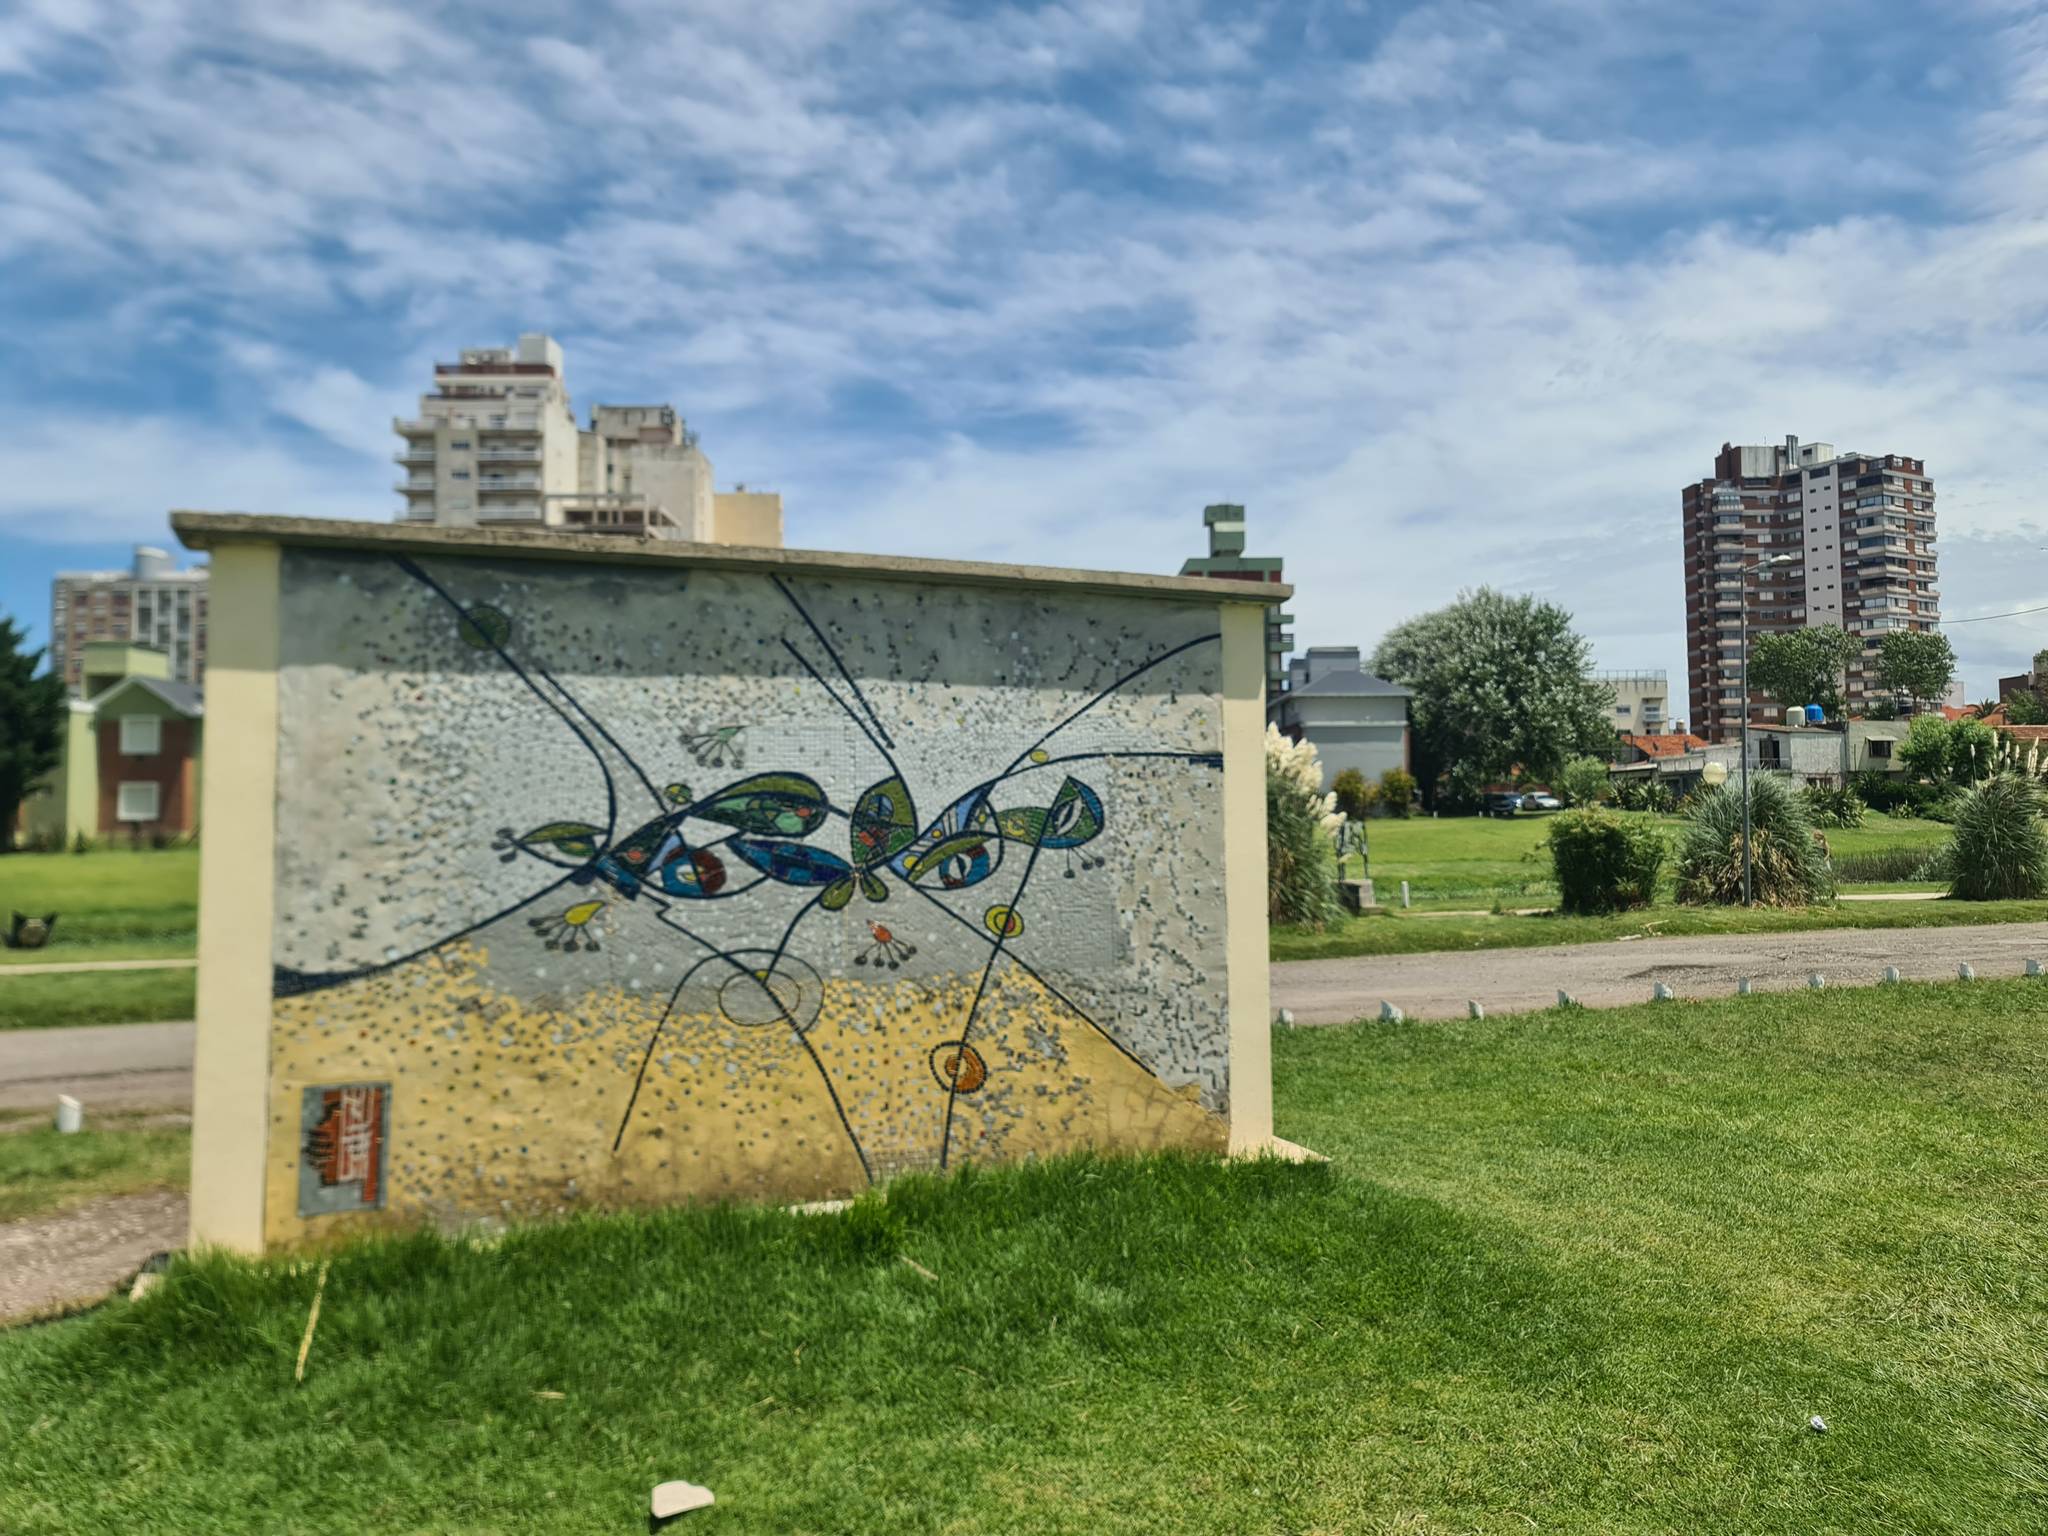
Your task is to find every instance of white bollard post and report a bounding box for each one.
[1737,977,1752,996]
[1400,880,1411,910]
[1958,962,1975,981]
[1379,1000,1404,1023]
[1808,973,1826,990]
[55,1095,83,1135]
[1652,981,1674,1002]
[1556,989,1576,1008]
[1275,1008,1295,1029]
[1883,966,1901,984]
[1467,1000,1485,1020]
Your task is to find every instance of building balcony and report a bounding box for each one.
[394,446,435,466]
[396,480,435,496]
[477,417,545,435]
[478,476,542,492]
[393,416,436,437]
[477,445,542,464]
[476,503,545,523]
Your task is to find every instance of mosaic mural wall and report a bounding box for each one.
[263,548,1235,1241]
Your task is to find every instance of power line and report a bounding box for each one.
[1933,603,2048,627]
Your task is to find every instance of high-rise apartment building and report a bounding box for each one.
[49,546,208,695]
[1596,671,1671,735]
[1682,436,1938,741]
[394,334,783,547]
[1180,503,1292,696]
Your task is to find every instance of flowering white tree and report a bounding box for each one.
[1267,724,1346,835]
[1266,725,1345,927]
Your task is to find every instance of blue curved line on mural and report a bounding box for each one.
[273,558,625,998]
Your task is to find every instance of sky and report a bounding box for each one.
[5,0,2048,709]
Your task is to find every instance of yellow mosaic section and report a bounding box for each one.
[264,944,1224,1247]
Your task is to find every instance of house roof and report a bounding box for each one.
[86,676,203,718]
[1621,732,1708,758]
[1284,669,1411,699]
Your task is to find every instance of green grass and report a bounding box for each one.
[0,1118,190,1223]
[0,982,2041,1532]
[0,848,198,953]
[1349,811,1954,909]
[0,968,195,1030]
[1274,894,2048,960]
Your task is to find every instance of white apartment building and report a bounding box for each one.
[394,334,782,547]
[49,546,208,695]
[1597,670,1671,735]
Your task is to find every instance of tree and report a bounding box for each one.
[1556,755,1611,807]
[1370,589,1616,810]
[1898,714,1996,785]
[0,615,66,853]
[1378,768,1417,818]
[1877,630,1957,715]
[2007,689,2048,726]
[1329,767,1378,820]
[1746,624,1857,719]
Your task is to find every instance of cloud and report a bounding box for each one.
[3,0,2047,705]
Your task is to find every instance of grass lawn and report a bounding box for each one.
[0,1117,190,1223]
[0,848,198,957]
[1351,811,1954,908]
[1,981,2041,1533]
[0,968,196,1030]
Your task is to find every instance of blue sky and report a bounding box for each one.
[5,0,2048,707]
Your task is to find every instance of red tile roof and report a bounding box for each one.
[1621,732,1708,759]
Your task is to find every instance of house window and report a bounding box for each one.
[120,716,162,755]
[1758,738,1783,768]
[117,782,161,822]
[1868,739,1892,760]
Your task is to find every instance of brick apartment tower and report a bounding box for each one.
[1681,436,1938,742]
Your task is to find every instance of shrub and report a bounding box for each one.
[1943,775,2048,901]
[1674,775,1834,907]
[1556,755,1611,808]
[1330,768,1378,821]
[1613,778,1673,814]
[1545,810,1666,915]
[70,830,91,855]
[1267,726,1343,929]
[1800,784,1866,829]
[1379,768,1417,819]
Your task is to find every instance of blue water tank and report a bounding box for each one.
[1804,704,1826,725]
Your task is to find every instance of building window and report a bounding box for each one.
[1868,739,1892,760]
[120,715,162,755]
[450,440,471,450]
[452,469,471,480]
[117,782,161,822]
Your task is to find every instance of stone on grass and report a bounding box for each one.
[1883,966,1901,984]
[1807,973,1825,991]
[1737,977,1752,996]
[1467,1000,1484,1020]
[1275,1008,1295,1028]
[1808,1415,1828,1434]
[2028,958,2043,978]
[1378,1000,1403,1023]
[651,1481,716,1519]
[1652,982,1674,1002]
[1958,962,1975,981]
[1556,989,1577,1008]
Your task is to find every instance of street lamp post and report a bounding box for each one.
[1738,552,1798,907]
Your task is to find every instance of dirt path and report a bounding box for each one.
[0,1190,187,1324]
[1273,920,2048,1024]
[0,957,195,976]
[0,1022,195,1111]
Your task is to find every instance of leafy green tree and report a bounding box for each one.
[1877,630,1957,715]
[1556,755,1611,807]
[1378,768,1416,818]
[1329,767,1377,820]
[1898,714,1996,785]
[1370,589,1615,810]
[2006,689,2048,726]
[0,615,66,853]
[1746,625,1857,719]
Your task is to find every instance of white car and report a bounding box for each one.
[1521,792,1563,812]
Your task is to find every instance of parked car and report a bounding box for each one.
[1520,792,1562,812]
[1482,791,1523,818]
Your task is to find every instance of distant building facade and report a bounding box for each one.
[49,545,208,696]
[18,641,203,845]
[1598,671,1671,735]
[1180,504,1290,696]
[394,334,782,546]
[1682,435,1938,742]
[1269,647,1411,788]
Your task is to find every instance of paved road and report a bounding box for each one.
[1273,920,2048,1024]
[0,1021,195,1111]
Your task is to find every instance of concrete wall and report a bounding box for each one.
[179,517,1276,1251]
